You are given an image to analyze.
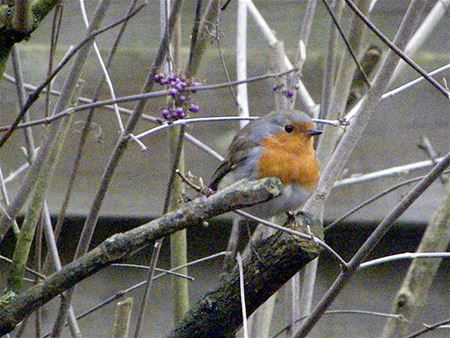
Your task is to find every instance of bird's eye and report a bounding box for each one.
[284,125,294,133]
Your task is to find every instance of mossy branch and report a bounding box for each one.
[169,212,323,338]
[3,114,72,298]
[0,178,282,335]
[0,0,59,79]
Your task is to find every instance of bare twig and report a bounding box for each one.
[404,318,450,338]
[295,152,450,337]
[328,170,450,230]
[298,0,318,51]
[42,251,229,337]
[0,3,146,149]
[272,309,405,337]
[321,0,371,89]
[319,0,343,120]
[343,0,449,99]
[0,68,302,133]
[359,252,450,270]
[246,0,317,113]
[44,0,140,276]
[334,157,445,187]
[236,0,249,126]
[237,253,249,338]
[235,210,347,268]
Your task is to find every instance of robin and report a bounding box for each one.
[209,110,322,218]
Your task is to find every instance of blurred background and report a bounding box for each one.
[0,0,448,336]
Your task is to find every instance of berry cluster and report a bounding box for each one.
[272,84,294,98]
[154,73,201,121]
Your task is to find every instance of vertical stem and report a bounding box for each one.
[383,183,450,337]
[390,0,450,82]
[295,1,431,335]
[112,298,134,338]
[317,0,371,164]
[299,0,318,51]
[13,0,31,32]
[236,0,249,127]
[318,0,343,120]
[169,19,190,317]
[247,225,277,337]
[290,273,301,337]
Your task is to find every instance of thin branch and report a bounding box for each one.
[390,0,450,82]
[135,115,339,141]
[0,254,46,280]
[187,0,203,73]
[235,210,347,268]
[111,264,194,281]
[319,0,343,120]
[0,68,302,133]
[236,0,249,126]
[381,63,450,100]
[237,253,249,338]
[42,251,229,337]
[44,0,64,117]
[321,0,371,89]
[272,309,405,337]
[359,252,450,270]
[334,157,445,187]
[246,0,317,113]
[298,0,318,51]
[295,152,450,337]
[78,0,124,131]
[327,170,450,230]
[0,3,146,149]
[133,241,163,338]
[404,318,450,338]
[343,0,449,99]
[45,0,140,275]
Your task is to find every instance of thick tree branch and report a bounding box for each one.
[169,212,323,338]
[0,178,282,335]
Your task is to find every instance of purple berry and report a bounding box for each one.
[282,89,294,98]
[189,104,200,113]
[168,88,178,96]
[179,95,186,102]
[160,79,169,85]
[161,109,170,119]
[272,84,279,91]
[179,81,187,89]
[154,74,162,83]
[175,83,184,90]
[168,75,177,81]
[175,108,186,119]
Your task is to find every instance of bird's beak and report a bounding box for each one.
[306,129,323,136]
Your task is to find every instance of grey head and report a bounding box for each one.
[244,110,315,144]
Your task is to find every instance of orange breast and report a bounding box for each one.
[257,133,320,190]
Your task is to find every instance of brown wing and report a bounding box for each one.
[209,127,257,191]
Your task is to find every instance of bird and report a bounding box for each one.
[209,110,322,218]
